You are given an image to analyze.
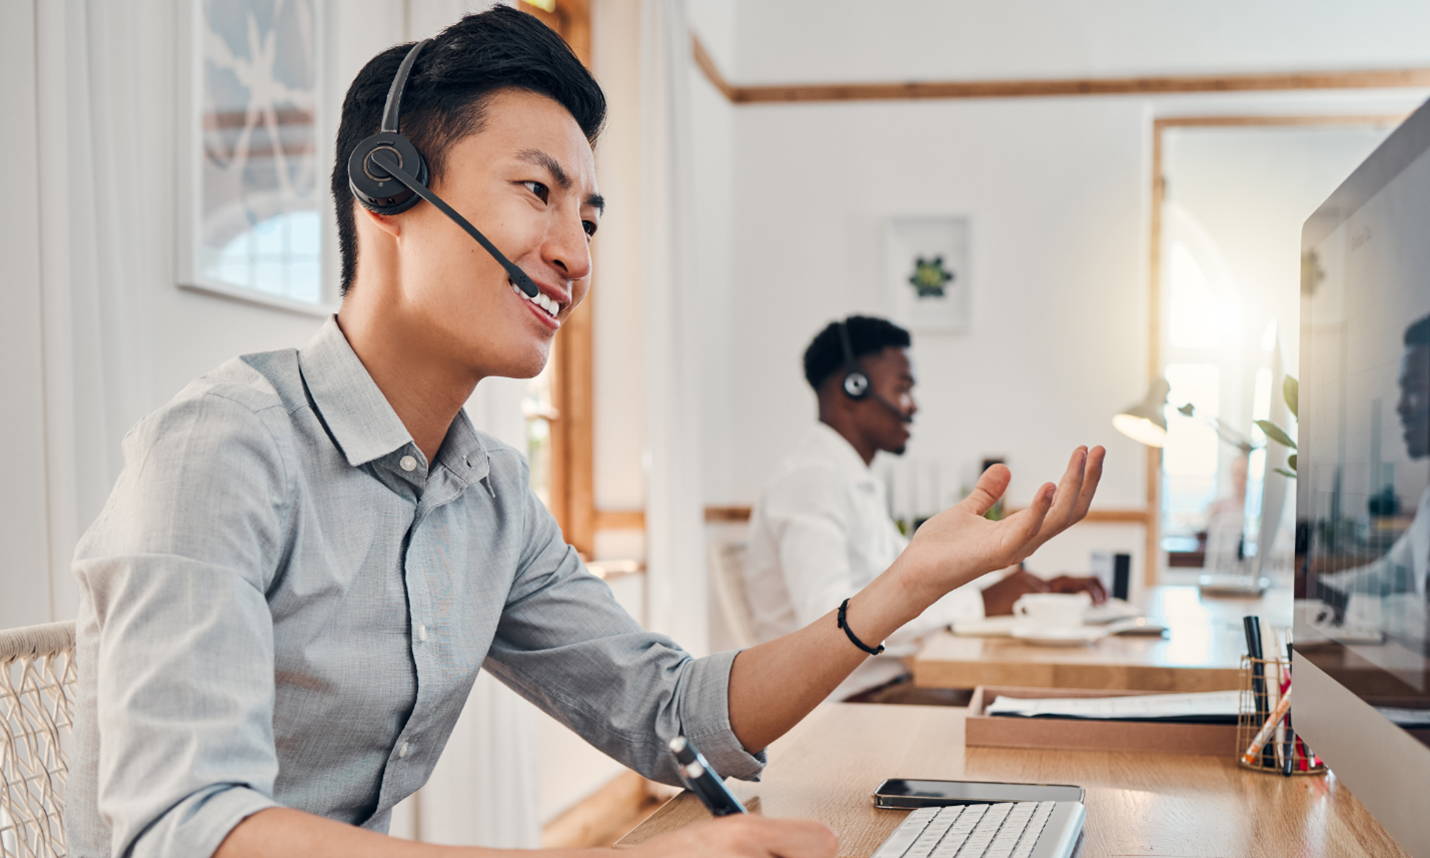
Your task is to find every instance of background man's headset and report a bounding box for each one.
[836,319,913,423]
[346,39,541,299]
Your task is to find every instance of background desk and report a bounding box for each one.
[616,703,1405,858]
[912,586,1293,692]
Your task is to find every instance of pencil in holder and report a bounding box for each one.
[1236,655,1326,775]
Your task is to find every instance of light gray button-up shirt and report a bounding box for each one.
[66,318,762,858]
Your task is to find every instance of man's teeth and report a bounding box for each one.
[510,281,560,318]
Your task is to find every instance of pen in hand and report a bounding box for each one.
[669,736,747,817]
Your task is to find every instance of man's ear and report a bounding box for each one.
[359,206,402,238]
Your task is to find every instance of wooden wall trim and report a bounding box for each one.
[703,506,753,524]
[594,509,646,531]
[690,34,737,102]
[688,37,1430,105]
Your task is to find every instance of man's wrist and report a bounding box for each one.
[880,554,943,624]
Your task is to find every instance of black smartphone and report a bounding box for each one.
[872,778,1084,808]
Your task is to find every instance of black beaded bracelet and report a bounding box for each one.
[836,598,885,656]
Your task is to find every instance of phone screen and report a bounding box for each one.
[873,779,1084,808]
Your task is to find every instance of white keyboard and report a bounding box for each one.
[872,801,1086,858]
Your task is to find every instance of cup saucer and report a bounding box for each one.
[1009,625,1109,646]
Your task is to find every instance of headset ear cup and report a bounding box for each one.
[843,370,871,400]
[347,132,430,215]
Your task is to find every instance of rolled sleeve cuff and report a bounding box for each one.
[128,785,277,858]
[677,649,767,782]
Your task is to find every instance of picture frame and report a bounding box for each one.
[176,0,335,315]
[884,216,971,333]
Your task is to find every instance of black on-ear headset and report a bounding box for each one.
[836,318,914,423]
[836,320,871,401]
[346,39,540,298]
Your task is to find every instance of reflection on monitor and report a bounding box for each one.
[1297,96,1430,858]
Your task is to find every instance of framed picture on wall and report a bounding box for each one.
[885,216,970,333]
[177,0,332,313]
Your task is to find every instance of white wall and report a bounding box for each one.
[731,0,1430,84]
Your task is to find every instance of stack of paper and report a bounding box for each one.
[986,691,1240,724]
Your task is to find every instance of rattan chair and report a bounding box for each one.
[708,540,759,649]
[0,621,77,858]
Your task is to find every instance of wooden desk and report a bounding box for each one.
[616,703,1406,858]
[912,586,1294,693]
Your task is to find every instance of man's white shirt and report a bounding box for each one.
[744,422,991,699]
[1326,486,1430,642]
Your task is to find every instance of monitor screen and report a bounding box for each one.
[1298,99,1430,750]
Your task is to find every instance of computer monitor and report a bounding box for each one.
[1296,96,1430,858]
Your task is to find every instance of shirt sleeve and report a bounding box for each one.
[481,475,766,784]
[71,392,288,858]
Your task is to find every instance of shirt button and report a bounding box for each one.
[399,742,410,758]
[417,624,428,642]
[399,455,417,472]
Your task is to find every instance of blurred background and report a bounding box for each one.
[4,0,1430,848]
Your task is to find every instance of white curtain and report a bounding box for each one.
[640,0,710,656]
[34,0,162,622]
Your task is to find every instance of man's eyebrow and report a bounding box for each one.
[517,148,604,214]
[517,148,572,190]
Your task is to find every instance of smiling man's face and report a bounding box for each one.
[381,87,603,380]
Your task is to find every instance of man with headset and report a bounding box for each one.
[65,9,1103,858]
[745,317,1107,703]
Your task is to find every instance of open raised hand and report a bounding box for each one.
[896,446,1105,605]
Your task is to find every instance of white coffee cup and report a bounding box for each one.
[1012,592,1092,633]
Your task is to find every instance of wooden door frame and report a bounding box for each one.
[520,0,598,556]
[1145,113,1407,584]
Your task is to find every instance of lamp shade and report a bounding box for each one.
[1113,377,1171,448]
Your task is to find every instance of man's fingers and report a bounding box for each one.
[724,816,838,858]
[961,463,1012,517]
[1070,446,1106,521]
[997,481,1054,558]
[759,817,839,858]
[1046,447,1089,527]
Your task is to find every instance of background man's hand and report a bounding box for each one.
[980,566,1050,616]
[628,814,837,858]
[897,446,1105,606]
[981,566,1111,615]
[1048,574,1107,604]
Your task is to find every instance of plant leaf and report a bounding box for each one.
[1284,375,1299,419]
[1288,453,1297,472]
[1256,420,1297,449]
[1274,468,1298,479]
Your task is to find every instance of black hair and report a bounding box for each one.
[1406,314,1430,348]
[803,316,912,392]
[331,6,606,295]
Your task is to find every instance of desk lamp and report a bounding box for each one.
[1112,378,1170,447]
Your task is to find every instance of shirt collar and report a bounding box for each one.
[808,421,879,486]
[298,316,416,468]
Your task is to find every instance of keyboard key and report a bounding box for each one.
[873,816,930,858]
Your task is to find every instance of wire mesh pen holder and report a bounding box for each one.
[1237,656,1326,775]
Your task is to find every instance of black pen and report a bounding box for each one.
[669,736,747,816]
[1283,641,1296,776]
[1243,616,1273,767]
